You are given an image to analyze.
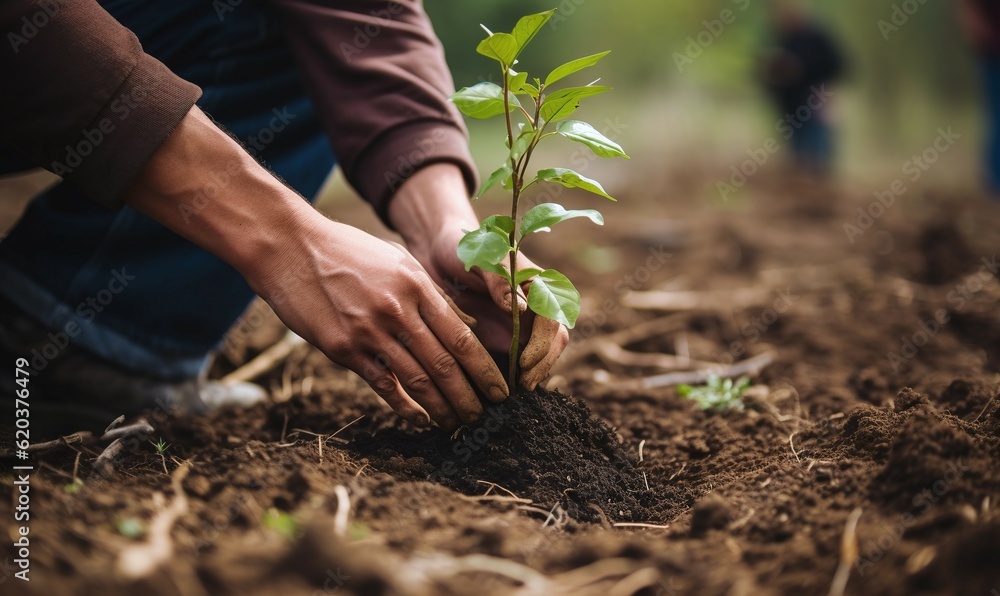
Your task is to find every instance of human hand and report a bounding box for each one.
[123,108,506,430]
[249,215,509,430]
[389,164,570,390]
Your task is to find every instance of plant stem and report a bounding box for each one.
[502,67,521,388]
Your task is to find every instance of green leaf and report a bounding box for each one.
[509,70,529,94]
[511,10,555,57]
[510,128,534,162]
[457,226,511,272]
[544,51,611,87]
[535,167,617,201]
[526,269,581,328]
[476,32,518,66]
[478,260,512,282]
[556,120,630,159]
[514,268,542,285]
[520,203,604,237]
[478,163,512,198]
[452,83,521,120]
[482,214,515,235]
[521,83,539,99]
[539,85,611,123]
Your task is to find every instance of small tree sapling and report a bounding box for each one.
[451,9,629,386]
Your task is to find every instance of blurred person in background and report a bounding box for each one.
[760,2,846,176]
[958,0,1000,199]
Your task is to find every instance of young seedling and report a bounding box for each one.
[263,508,300,540]
[150,437,170,474]
[677,375,751,412]
[451,8,629,387]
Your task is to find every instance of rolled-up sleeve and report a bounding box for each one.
[0,0,201,208]
[269,0,478,225]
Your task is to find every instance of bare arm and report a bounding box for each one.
[125,107,509,429]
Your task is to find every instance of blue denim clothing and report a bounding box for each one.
[789,115,833,175]
[0,0,335,378]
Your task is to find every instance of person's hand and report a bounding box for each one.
[122,107,507,430]
[251,216,509,430]
[389,164,570,390]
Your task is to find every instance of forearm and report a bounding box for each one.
[122,106,320,290]
[388,163,480,249]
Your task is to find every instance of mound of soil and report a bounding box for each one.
[350,389,652,524]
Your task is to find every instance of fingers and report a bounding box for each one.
[477,265,527,314]
[354,356,433,427]
[420,287,509,403]
[520,316,570,391]
[400,323,486,425]
[436,283,478,328]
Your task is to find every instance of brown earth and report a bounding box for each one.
[2,171,1000,595]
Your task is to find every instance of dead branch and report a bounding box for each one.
[595,342,715,371]
[333,485,350,537]
[101,419,153,442]
[0,430,97,457]
[117,463,191,579]
[555,313,690,370]
[828,508,863,596]
[221,329,306,384]
[622,287,767,311]
[618,351,777,390]
[94,438,126,478]
[612,522,670,529]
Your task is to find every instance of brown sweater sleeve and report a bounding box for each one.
[0,0,201,209]
[269,0,478,225]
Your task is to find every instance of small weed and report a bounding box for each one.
[64,477,84,494]
[263,508,300,539]
[115,517,146,539]
[677,375,750,411]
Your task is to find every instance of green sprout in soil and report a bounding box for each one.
[677,375,751,412]
[263,508,301,540]
[64,477,84,494]
[114,517,146,540]
[451,8,628,387]
[150,437,170,474]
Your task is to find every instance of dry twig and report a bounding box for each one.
[117,463,191,579]
[828,508,863,596]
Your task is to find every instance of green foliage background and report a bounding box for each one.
[426,0,981,187]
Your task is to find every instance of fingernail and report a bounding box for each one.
[489,386,508,402]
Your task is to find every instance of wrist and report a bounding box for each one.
[388,163,480,251]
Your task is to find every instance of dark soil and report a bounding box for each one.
[2,174,1000,595]
[350,389,653,525]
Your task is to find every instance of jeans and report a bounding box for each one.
[981,56,1000,197]
[789,113,833,175]
[0,0,336,378]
